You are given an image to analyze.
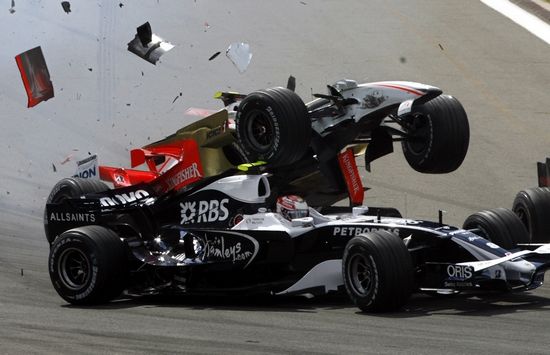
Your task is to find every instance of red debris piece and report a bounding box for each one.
[15,46,54,108]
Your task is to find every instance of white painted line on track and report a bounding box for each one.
[481,0,550,45]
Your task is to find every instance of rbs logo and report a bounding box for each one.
[181,199,229,224]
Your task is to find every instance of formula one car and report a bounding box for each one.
[45,167,550,312]
[91,79,470,206]
[512,157,550,243]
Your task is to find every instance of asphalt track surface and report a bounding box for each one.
[1,1,550,354]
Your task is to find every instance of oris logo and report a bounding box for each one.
[446,265,473,280]
[180,198,229,224]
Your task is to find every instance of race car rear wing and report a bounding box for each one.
[100,139,204,192]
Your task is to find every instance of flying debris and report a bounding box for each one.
[208,51,221,61]
[226,42,252,73]
[127,22,174,65]
[59,154,73,165]
[9,0,15,13]
[287,75,296,91]
[184,107,217,117]
[15,46,54,108]
[61,1,71,13]
[52,163,57,172]
[73,155,98,179]
[172,92,182,104]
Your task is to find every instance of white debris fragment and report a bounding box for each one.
[226,42,252,73]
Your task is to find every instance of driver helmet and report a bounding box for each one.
[276,195,309,221]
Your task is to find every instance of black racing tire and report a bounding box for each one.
[44,178,109,245]
[463,207,530,250]
[236,87,311,167]
[342,230,413,312]
[512,187,550,243]
[48,226,128,305]
[401,95,469,173]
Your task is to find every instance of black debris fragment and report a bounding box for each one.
[21,268,24,276]
[209,51,221,61]
[126,103,131,106]
[6,191,10,195]
[438,43,444,50]
[9,0,15,13]
[52,163,57,172]
[119,3,124,7]
[141,71,144,76]
[127,22,174,65]
[172,92,182,104]
[137,22,152,46]
[61,1,71,13]
[15,46,54,108]
[88,67,93,71]
[399,56,406,63]
[300,1,307,4]
[287,75,296,92]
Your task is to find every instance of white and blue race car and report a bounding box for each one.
[45,171,550,312]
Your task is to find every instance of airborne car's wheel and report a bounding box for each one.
[342,231,413,312]
[463,208,530,249]
[49,226,127,305]
[512,187,550,242]
[236,87,311,167]
[44,178,109,245]
[401,95,469,173]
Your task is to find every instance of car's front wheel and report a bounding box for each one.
[49,226,128,305]
[401,95,469,173]
[342,231,413,312]
[463,207,530,249]
[513,187,550,243]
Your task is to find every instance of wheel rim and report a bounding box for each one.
[405,113,430,155]
[348,253,376,296]
[58,248,92,291]
[514,207,530,232]
[245,109,275,152]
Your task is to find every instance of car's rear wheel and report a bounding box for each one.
[401,95,469,173]
[463,207,530,249]
[236,87,311,167]
[44,178,109,245]
[342,230,413,312]
[512,187,550,243]
[49,226,127,305]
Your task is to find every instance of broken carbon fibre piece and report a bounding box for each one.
[15,46,54,108]
[61,1,71,13]
[127,22,174,65]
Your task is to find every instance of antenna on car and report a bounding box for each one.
[438,210,446,225]
[287,75,296,92]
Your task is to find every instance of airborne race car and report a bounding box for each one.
[45,80,550,312]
